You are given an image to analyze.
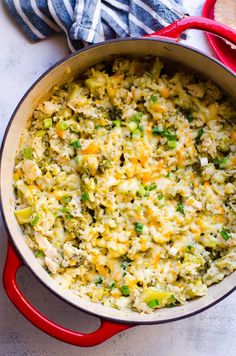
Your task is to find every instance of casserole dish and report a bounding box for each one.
[1,16,236,347]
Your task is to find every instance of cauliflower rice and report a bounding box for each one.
[14,57,236,313]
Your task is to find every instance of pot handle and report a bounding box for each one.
[146,16,236,45]
[3,241,133,347]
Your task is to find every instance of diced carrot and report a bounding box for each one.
[161,87,169,98]
[142,170,152,183]
[130,156,138,164]
[214,215,226,224]
[217,206,224,214]
[156,159,163,172]
[185,136,191,148]
[13,170,21,180]
[231,156,236,166]
[139,153,149,166]
[177,150,184,167]
[107,86,115,97]
[55,122,64,138]
[230,130,236,143]
[203,181,210,189]
[82,141,100,155]
[154,253,160,265]
[152,103,164,113]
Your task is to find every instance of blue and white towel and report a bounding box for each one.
[4,0,186,52]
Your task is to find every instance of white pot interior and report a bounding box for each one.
[1,39,236,324]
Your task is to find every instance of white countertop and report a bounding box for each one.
[0,1,235,355]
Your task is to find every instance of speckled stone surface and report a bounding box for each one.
[0,1,235,355]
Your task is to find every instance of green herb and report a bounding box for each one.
[108,282,116,290]
[220,228,231,241]
[139,125,145,132]
[95,276,103,285]
[23,147,32,160]
[60,195,72,204]
[197,128,204,138]
[167,140,177,149]
[157,192,164,200]
[135,222,143,234]
[61,207,73,219]
[147,299,159,308]
[187,114,194,123]
[152,126,177,141]
[43,118,53,129]
[60,121,68,131]
[81,192,90,202]
[151,95,158,103]
[176,202,184,215]
[95,125,104,129]
[30,215,40,227]
[112,120,121,127]
[35,250,44,258]
[70,140,81,149]
[120,285,130,296]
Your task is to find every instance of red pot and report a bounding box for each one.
[1,16,236,347]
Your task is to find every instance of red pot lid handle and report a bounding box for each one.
[3,241,133,346]
[145,16,236,47]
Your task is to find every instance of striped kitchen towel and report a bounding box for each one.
[4,0,187,52]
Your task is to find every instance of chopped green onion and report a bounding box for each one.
[81,192,90,202]
[146,183,157,192]
[135,222,143,234]
[139,125,145,132]
[127,121,138,132]
[121,256,133,269]
[23,147,32,160]
[147,299,159,308]
[157,192,164,200]
[168,140,177,149]
[108,282,116,290]
[152,126,177,141]
[137,185,149,197]
[35,250,45,258]
[132,129,142,138]
[120,285,130,296]
[61,207,73,219]
[187,114,194,123]
[70,140,81,149]
[43,118,53,129]
[60,195,72,204]
[60,121,68,131]
[176,202,184,215]
[220,228,231,241]
[30,215,40,227]
[151,95,158,103]
[219,157,228,169]
[95,125,104,129]
[95,276,103,285]
[132,112,143,124]
[197,128,204,138]
[112,120,121,127]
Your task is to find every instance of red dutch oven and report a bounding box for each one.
[1,16,236,347]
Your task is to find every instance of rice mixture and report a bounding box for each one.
[14,57,236,313]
